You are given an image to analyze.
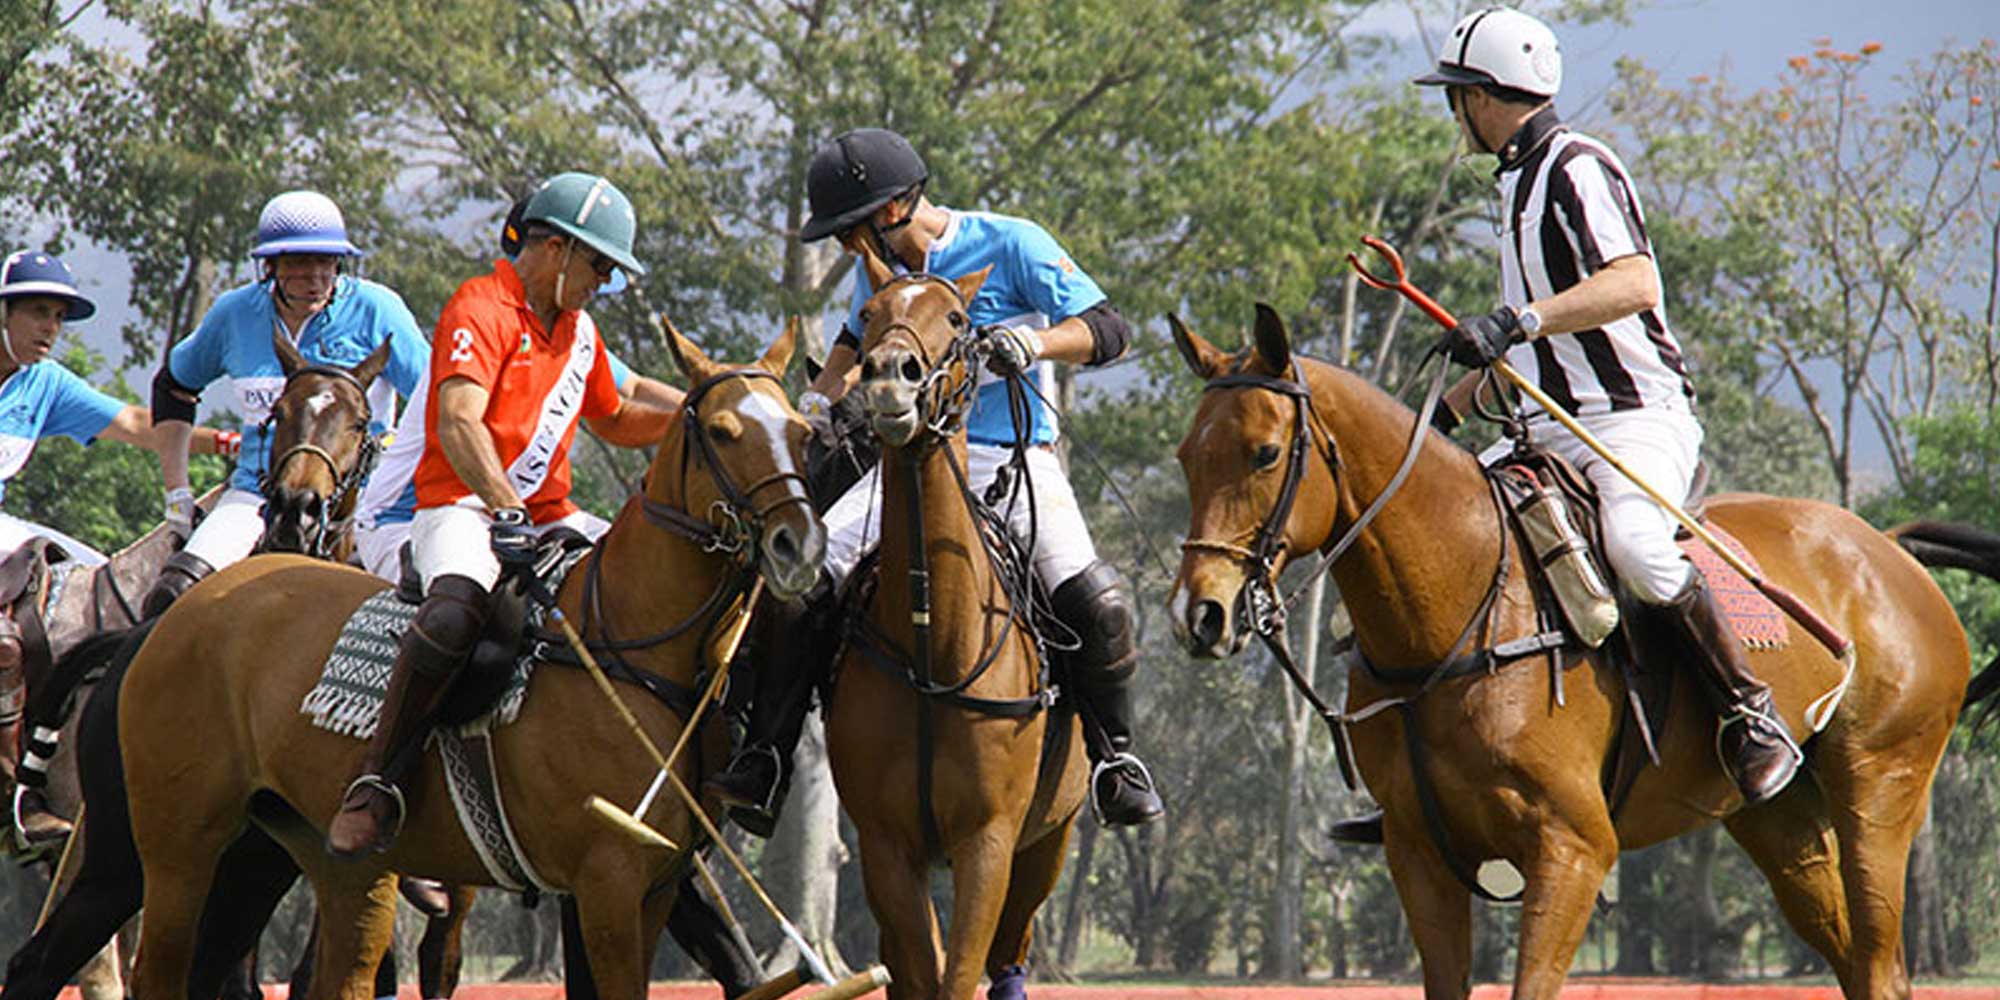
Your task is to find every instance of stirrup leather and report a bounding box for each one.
[1088,751,1158,827]
[338,773,408,844]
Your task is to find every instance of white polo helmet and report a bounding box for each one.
[1415,7,1562,99]
[251,190,362,258]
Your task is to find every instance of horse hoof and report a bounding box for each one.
[987,964,1029,1000]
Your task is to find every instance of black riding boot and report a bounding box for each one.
[141,549,215,619]
[1656,575,1803,804]
[1053,562,1164,827]
[704,580,838,839]
[326,575,487,857]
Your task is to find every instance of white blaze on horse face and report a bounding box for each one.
[734,390,792,450]
[306,390,337,417]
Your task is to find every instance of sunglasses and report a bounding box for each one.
[562,238,618,280]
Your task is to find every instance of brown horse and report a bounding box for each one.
[825,253,1087,1000]
[1168,305,1971,1000]
[117,324,822,1000]
[258,334,391,562]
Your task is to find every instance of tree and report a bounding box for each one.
[1611,41,2000,505]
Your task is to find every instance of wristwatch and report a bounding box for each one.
[1517,305,1544,338]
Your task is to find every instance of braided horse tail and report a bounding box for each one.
[1888,520,2000,728]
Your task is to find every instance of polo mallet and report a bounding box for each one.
[526,578,842,990]
[1347,235,1857,685]
[32,805,82,932]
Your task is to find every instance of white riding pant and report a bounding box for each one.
[0,512,106,568]
[181,488,267,570]
[1481,408,1702,606]
[407,498,610,592]
[823,443,1099,591]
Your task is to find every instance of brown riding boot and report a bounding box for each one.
[326,576,487,857]
[1659,576,1803,804]
[0,619,66,846]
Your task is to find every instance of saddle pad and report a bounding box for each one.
[299,589,536,738]
[1678,523,1789,650]
[436,728,553,894]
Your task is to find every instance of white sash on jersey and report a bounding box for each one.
[504,314,598,503]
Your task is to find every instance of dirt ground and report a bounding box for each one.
[292,980,2000,999]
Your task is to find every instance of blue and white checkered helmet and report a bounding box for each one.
[250,190,363,258]
[0,250,96,321]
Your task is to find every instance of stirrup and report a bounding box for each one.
[337,774,408,845]
[1088,751,1159,827]
[1714,706,1804,787]
[720,744,786,811]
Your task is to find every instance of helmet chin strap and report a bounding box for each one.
[0,302,21,368]
[553,238,576,310]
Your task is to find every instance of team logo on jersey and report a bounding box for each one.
[518,333,532,355]
[1056,257,1074,274]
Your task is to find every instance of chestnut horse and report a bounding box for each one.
[1168,305,1972,1000]
[825,254,1087,1000]
[115,324,823,1000]
[5,337,414,1000]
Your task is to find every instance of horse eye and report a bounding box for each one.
[948,311,967,330]
[858,308,873,327]
[1253,443,1282,468]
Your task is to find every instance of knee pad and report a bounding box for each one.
[142,550,216,618]
[1051,560,1138,683]
[405,575,490,675]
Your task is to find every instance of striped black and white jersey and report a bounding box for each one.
[1496,107,1694,419]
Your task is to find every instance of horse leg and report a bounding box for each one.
[302,871,399,1000]
[1818,736,1934,999]
[3,849,142,1000]
[662,873,762,998]
[982,825,1072,999]
[1383,831,1473,1000]
[568,881,650,1000]
[1508,827,1616,999]
[417,886,478,999]
[1723,782,1853,981]
[131,819,239,1000]
[939,829,1019,1000]
[855,832,942,1000]
[187,830,302,1000]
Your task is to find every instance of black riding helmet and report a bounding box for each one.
[800,128,928,243]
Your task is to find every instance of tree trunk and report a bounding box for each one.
[1259,575,1323,980]
[1903,791,1949,975]
[1614,847,1660,974]
[1056,817,1098,971]
[762,714,849,977]
[1688,828,1730,978]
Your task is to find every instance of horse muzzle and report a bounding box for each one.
[859,343,929,447]
[1170,581,1249,659]
[760,513,827,602]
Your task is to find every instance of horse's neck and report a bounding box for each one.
[875,435,1009,680]
[576,475,731,680]
[1308,364,1514,669]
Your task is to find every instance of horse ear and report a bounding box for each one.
[760,316,800,377]
[857,241,895,292]
[1251,302,1291,375]
[349,337,393,389]
[954,265,993,306]
[659,314,715,383]
[1168,314,1226,380]
[272,329,306,378]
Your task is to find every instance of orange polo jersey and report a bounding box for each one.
[413,259,623,523]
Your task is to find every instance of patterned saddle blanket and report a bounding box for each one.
[299,589,538,739]
[1676,522,1789,651]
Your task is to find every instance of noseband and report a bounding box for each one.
[258,365,381,559]
[867,273,982,441]
[638,368,814,563]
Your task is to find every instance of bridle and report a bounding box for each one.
[867,272,983,441]
[1181,357,1450,641]
[258,365,381,560]
[563,367,816,690]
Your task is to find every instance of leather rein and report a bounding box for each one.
[543,367,813,716]
[257,364,382,561]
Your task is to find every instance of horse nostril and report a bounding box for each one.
[899,356,923,383]
[767,524,798,564]
[861,357,881,381]
[1192,599,1227,650]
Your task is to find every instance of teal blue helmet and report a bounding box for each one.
[522,172,645,276]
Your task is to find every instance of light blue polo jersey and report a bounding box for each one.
[841,208,1106,446]
[359,349,636,528]
[168,275,429,494]
[0,361,126,505]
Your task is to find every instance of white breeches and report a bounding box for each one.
[407,499,609,592]
[823,443,1099,591]
[1482,409,1702,605]
[180,488,267,570]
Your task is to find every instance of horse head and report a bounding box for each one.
[259,333,389,559]
[658,317,826,602]
[850,242,992,448]
[1168,304,1342,658]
